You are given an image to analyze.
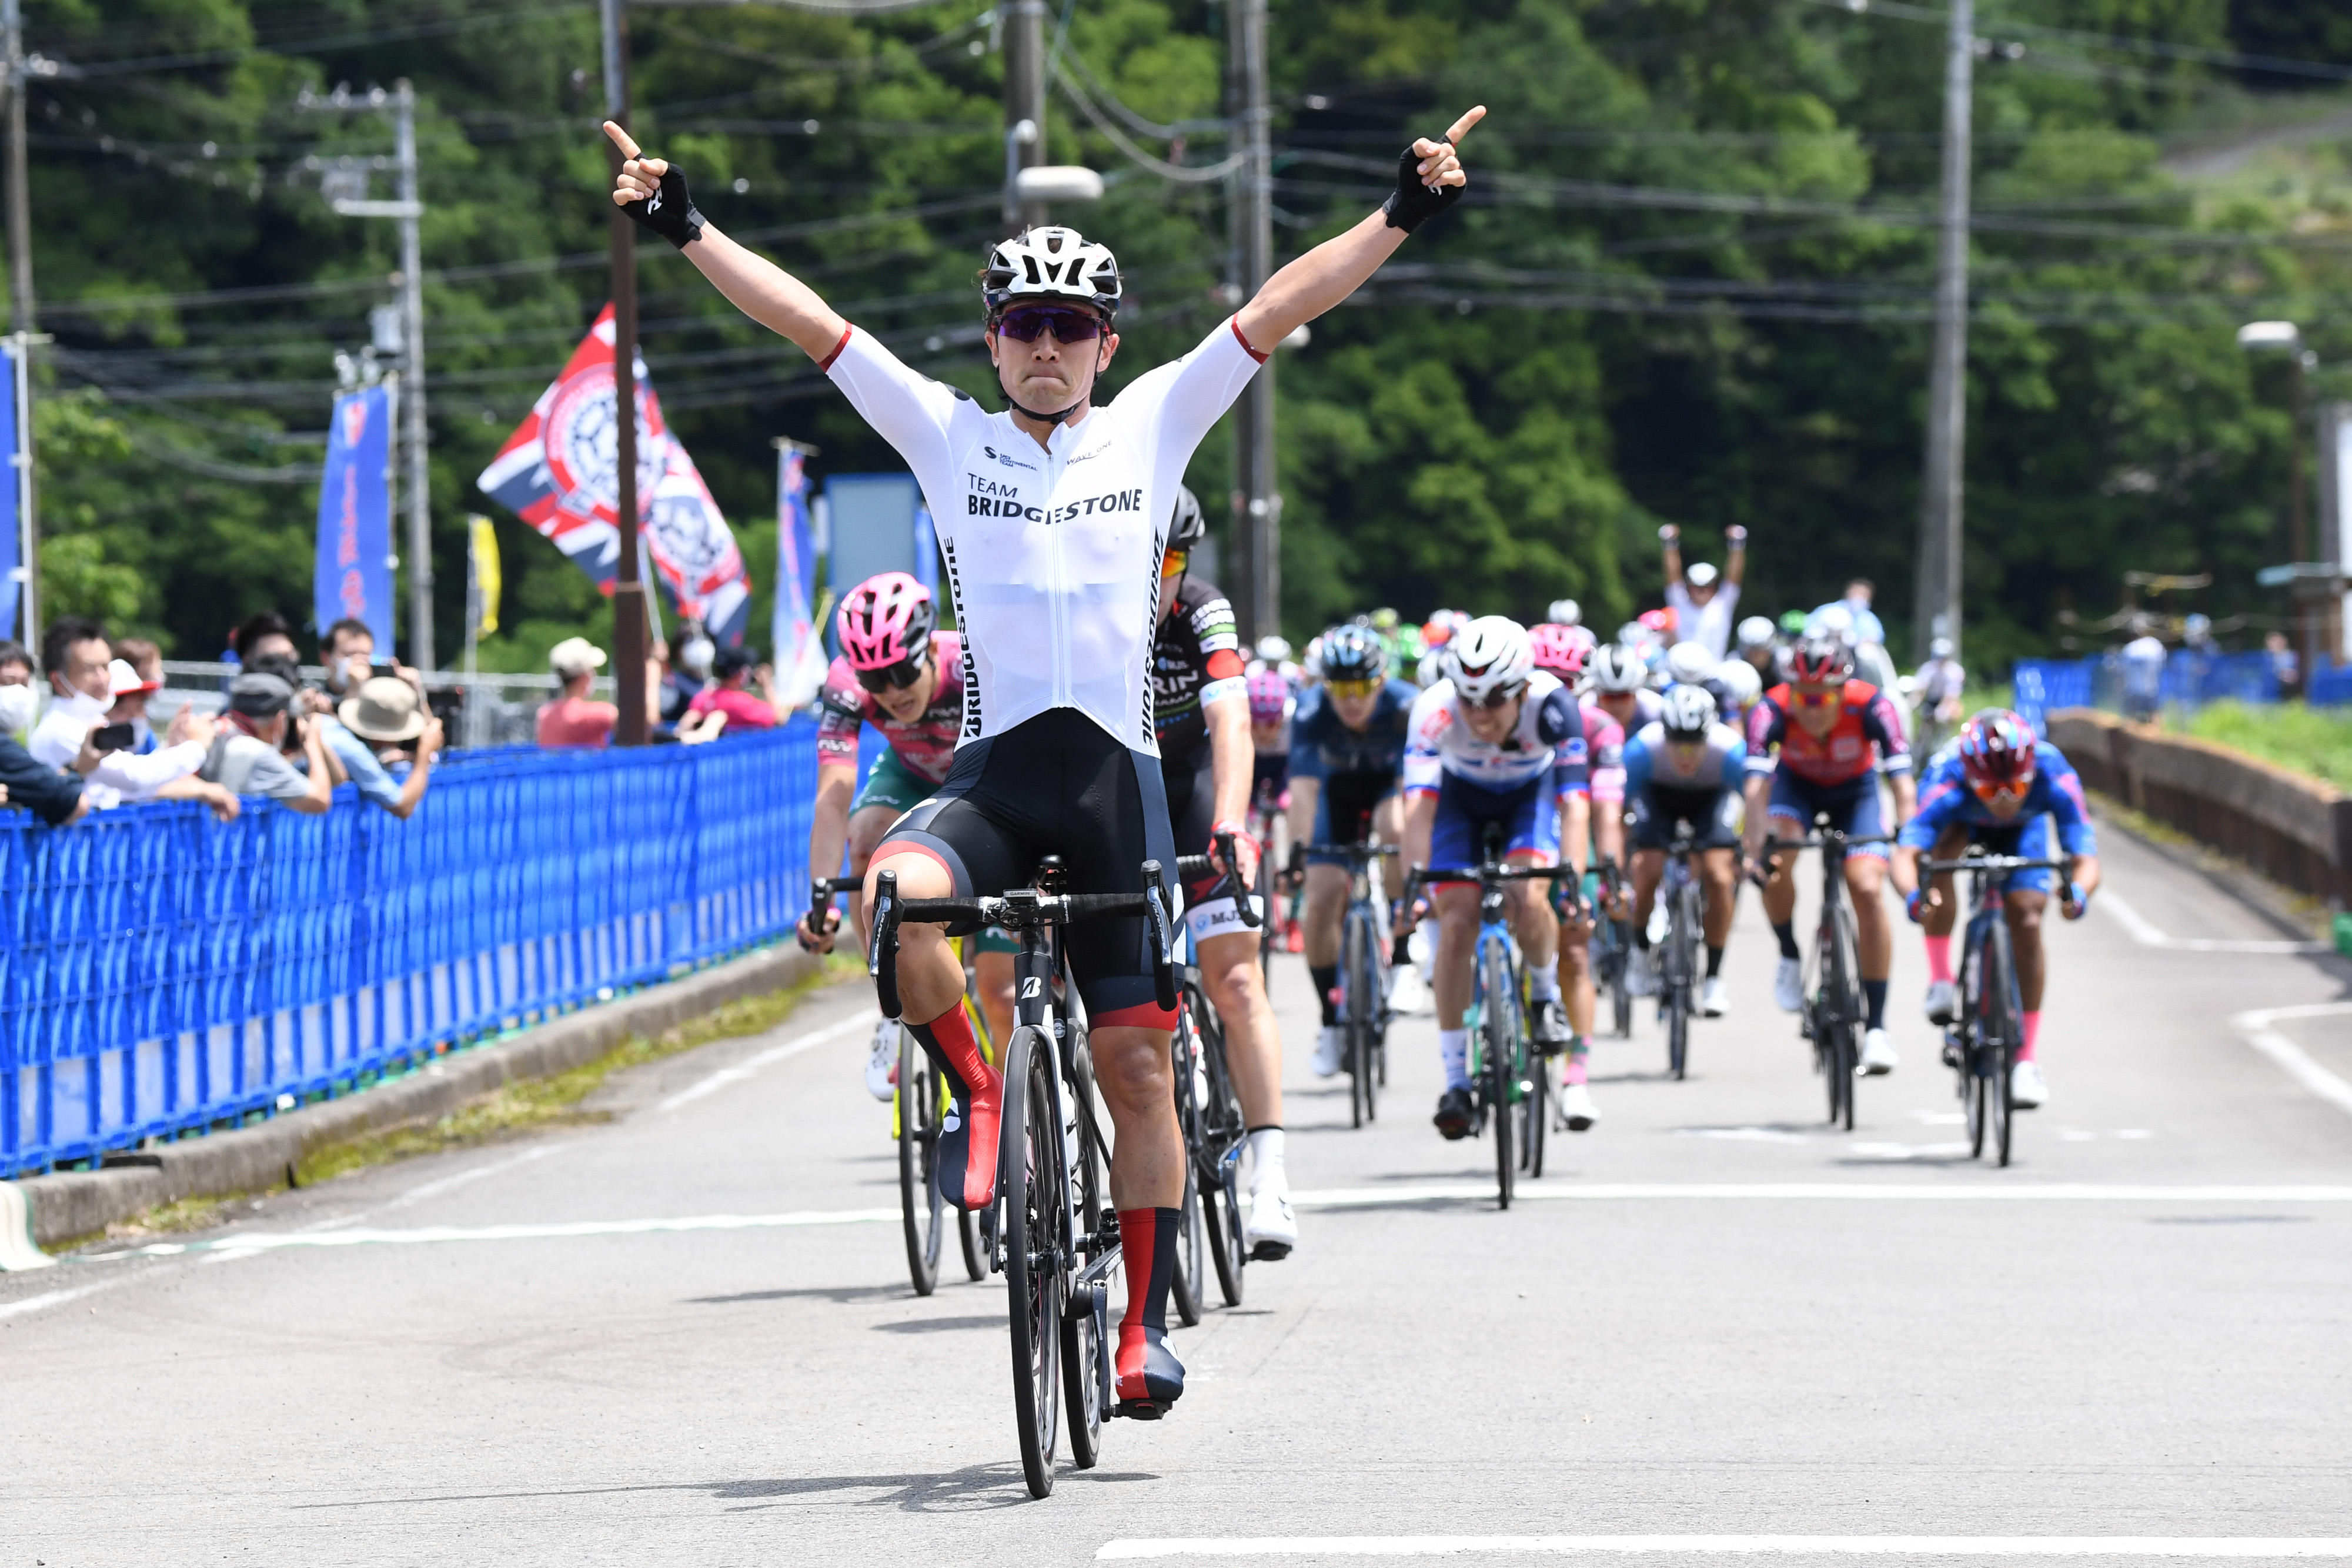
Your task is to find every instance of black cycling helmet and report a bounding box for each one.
[1318,623,1387,683]
[1167,484,1207,551]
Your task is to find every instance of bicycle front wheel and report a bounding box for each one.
[1000,1027,1067,1499]
[1348,905,1384,1126]
[1984,919,2022,1168]
[1481,939,1518,1209]
[896,1028,944,1298]
[1829,901,1863,1131]
[1060,1042,1108,1471]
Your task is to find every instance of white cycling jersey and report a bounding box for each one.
[1402,671,1585,794]
[824,317,1266,757]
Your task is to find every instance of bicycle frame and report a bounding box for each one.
[1922,850,2066,1166]
[1765,821,1895,1129]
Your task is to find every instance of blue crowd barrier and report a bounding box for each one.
[2014,651,2278,735]
[1,721,816,1178]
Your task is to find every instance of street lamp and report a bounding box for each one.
[2240,320,2327,665]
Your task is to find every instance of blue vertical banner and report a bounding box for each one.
[772,442,826,710]
[313,384,396,653]
[0,342,19,643]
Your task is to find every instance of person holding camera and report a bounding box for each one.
[198,671,334,814]
[29,616,229,814]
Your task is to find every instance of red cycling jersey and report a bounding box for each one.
[1743,678,1910,787]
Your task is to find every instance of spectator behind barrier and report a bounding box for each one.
[2267,630,2303,703]
[0,638,31,689]
[30,617,228,814]
[200,671,332,813]
[539,636,619,747]
[300,617,443,818]
[112,638,163,753]
[232,610,298,667]
[677,644,779,742]
[0,653,82,824]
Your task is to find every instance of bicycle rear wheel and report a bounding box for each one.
[1481,939,1518,1210]
[1192,982,1248,1305]
[1060,1043,1108,1471]
[1000,1027,1066,1499]
[896,1029,944,1298]
[1168,1006,1205,1326]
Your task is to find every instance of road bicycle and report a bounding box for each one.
[869,855,1180,1499]
[1167,831,1260,1320]
[1409,838,1573,1209]
[1586,860,1635,1039]
[810,874,984,1297]
[1763,820,1895,1131]
[1922,848,2069,1167]
[1652,828,1704,1081]
[1304,838,1400,1129]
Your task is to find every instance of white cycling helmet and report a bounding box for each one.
[1255,634,1292,665]
[1662,683,1718,737]
[1716,657,1763,711]
[1929,636,1956,660]
[1665,640,1716,687]
[1590,643,1649,694]
[1685,561,1720,590]
[980,225,1124,318]
[1547,597,1582,628]
[1615,620,1650,650]
[1809,604,1857,646]
[1736,615,1776,651]
[1442,615,1534,703]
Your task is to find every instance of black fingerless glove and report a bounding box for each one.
[1381,142,1464,234]
[623,164,705,249]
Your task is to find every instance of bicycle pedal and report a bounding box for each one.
[1249,1241,1292,1263]
[1114,1399,1167,1422]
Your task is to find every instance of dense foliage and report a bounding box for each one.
[14,0,2352,672]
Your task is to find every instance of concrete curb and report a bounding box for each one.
[5,944,828,1252]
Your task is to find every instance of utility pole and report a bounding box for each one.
[3,0,36,650]
[1002,0,1047,230]
[1913,0,1974,663]
[1227,0,1276,645]
[600,0,647,744]
[305,81,433,668]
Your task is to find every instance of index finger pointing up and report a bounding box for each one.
[602,120,641,160]
[1444,105,1487,146]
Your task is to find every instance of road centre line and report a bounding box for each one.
[2099,888,2328,954]
[1095,1537,2352,1560]
[72,1182,2352,1258]
[655,1006,878,1113]
[2233,1005,2352,1122]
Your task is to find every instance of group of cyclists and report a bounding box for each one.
[609,101,2102,1439]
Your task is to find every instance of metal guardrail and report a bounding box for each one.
[0,720,816,1178]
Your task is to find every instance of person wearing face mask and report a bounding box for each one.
[28,617,222,811]
[0,670,86,824]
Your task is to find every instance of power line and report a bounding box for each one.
[1793,0,2352,84]
[38,2,595,81]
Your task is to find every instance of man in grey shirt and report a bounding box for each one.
[200,673,334,813]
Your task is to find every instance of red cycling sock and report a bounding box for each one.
[1925,935,1954,985]
[906,1003,1001,1210]
[2019,1010,2041,1063]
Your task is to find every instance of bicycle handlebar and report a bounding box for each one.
[1920,855,2070,874]
[1763,833,1897,852]
[1301,842,1401,858]
[867,860,1180,1020]
[801,874,862,950]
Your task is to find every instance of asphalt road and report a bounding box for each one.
[7,815,2352,1566]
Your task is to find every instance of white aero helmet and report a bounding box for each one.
[1442,615,1534,704]
[981,225,1123,319]
[1665,640,1717,687]
[1736,615,1776,651]
[1661,683,1718,737]
[1590,643,1649,694]
[1547,597,1582,628]
[1716,657,1763,711]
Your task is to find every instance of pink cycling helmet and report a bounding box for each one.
[1247,668,1289,723]
[1529,621,1595,679]
[836,571,937,671]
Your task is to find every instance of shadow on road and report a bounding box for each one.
[686,1283,906,1306]
[869,1314,1000,1333]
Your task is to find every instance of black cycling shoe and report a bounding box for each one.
[1115,1326,1185,1419]
[1530,998,1571,1054]
[1433,1085,1475,1141]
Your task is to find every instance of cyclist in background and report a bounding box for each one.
[1661,523,1748,658]
[1735,616,1783,688]
[1911,637,1967,757]
[1715,656,1764,730]
[1152,487,1294,1260]
[799,573,1016,1092]
[1743,635,1915,1074]
[1624,685,1746,1021]
[1402,617,1589,1139]
[1533,620,1615,1130]
[1588,643,1662,740]
[1247,666,1296,950]
[1289,623,1422,1076]
[1889,710,2100,1109]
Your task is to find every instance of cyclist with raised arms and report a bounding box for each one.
[1287,623,1420,1079]
[1888,709,2101,1109]
[1401,616,1589,1140]
[1150,486,1294,1261]
[1742,634,1915,1074]
[1660,523,1747,659]
[798,573,1017,1087]
[1532,621,1615,1130]
[1624,684,1746,1020]
[609,105,1488,1420]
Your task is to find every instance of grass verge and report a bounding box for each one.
[2181,700,2352,793]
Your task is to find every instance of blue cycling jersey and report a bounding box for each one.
[1623,720,1748,798]
[1899,740,2096,857]
[1288,677,1419,784]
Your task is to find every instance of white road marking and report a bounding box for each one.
[2099,888,2328,954]
[133,1206,903,1253]
[2232,1004,2352,1121]
[656,1007,879,1113]
[1675,1126,1810,1145]
[0,1280,115,1320]
[1096,1537,2352,1560]
[1843,1142,1976,1161]
[1284,1182,2352,1208]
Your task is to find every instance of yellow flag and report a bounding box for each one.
[468,514,502,637]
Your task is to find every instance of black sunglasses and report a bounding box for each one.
[1465,682,1525,711]
[854,655,928,695]
[992,305,1107,344]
